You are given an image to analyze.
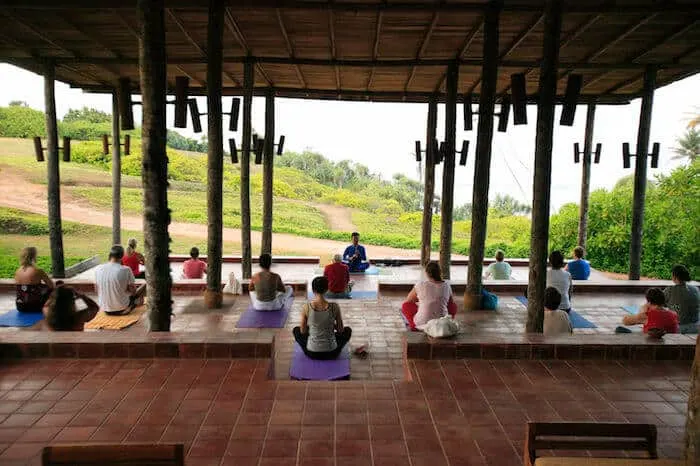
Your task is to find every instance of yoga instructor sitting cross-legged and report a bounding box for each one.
[342,232,370,273]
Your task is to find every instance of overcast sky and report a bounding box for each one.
[1,63,698,212]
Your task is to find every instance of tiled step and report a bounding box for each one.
[406,332,697,361]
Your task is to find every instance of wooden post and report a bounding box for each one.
[44,60,65,279]
[525,0,561,333]
[439,61,458,279]
[577,103,596,250]
[628,66,656,280]
[684,334,700,462]
[262,88,275,256]
[241,58,254,279]
[111,90,121,246]
[420,95,438,268]
[465,0,500,310]
[205,0,224,309]
[137,0,172,331]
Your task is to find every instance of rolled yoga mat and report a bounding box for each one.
[289,343,351,381]
[0,309,44,327]
[622,305,639,314]
[236,296,293,328]
[515,296,597,329]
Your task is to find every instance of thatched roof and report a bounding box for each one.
[1,1,699,103]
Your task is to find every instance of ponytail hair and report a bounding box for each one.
[20,247,37,267]
[126,238,137,255]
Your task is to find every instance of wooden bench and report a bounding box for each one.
[42,443,184,466]
[525,422,660,466]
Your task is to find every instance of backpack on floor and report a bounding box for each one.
[481,288,499,310]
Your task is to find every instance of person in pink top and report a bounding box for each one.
[401,261,457,331]
[182,247,207,279]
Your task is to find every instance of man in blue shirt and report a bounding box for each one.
[566,246,591,280]
[343,232,370,273]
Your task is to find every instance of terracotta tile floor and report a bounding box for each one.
[0,358,690,465]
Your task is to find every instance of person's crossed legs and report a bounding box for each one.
[401,299,457,331]
[293,326,352,360]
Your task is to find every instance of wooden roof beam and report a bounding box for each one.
[498,13,601,95]
[404,11,439,92]
[467,12,543,95]
[366,9,383,91]
[582,17,699,91]
[224,8,272,86]
[327,7,339,91]
[434,15,483,92]
[276,8,306,88]
[0,11,115,85]
[3,1,700,14]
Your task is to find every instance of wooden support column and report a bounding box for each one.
[420,95,438,268]
[205,0,224,309]
[137,0,172,331]
[111,90,121,246]
[44,60,65,278]
[526,0,562,333]
[439,61,458,279]
[240,58,254,279]
[684,334,700,462]
[262,89,275,256]
[628,66,656,280]
[465,0,500,310]
[577,103,596,250]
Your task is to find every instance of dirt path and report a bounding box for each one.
[0,169,460,259]
[309,202,357,232]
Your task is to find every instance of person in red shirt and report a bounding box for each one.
[620,288,680,337]
[324,254,353,298]
[182,247,207,279]
[121,238,145,279]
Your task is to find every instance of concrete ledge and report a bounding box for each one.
[379,280,677,294]
[405,332,696,361]
[373,257,529,267]
[64,255,100,278]
[0,331,276,360]
[0,279,308,294]
[169,255,320,264]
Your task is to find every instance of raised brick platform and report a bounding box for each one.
[379,279,678,294]
[406,332,697,361]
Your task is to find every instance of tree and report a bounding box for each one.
[453,203,472,221]
[489,194,531,218]
[673,128,700,164]
[8,100,27,107]
[63,107,111,124]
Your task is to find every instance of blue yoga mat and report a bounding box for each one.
[236,297,293,328]
[350,266,380,275]
[0,309,45,327]
[307,290,378,300]
[622,305,639,314]
[514,296,596,329]
[289,344,351,381]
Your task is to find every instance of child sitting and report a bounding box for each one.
[543,287,572,336]
[619,288,679,336]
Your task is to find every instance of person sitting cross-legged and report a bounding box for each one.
[94,245,146,316]
[45,285,99,331]
[546,250,573,313]
[14,246,55,313]
[618,288,679,336]
[121,238,145,279]
[182,247,207,279]
[401,261,457,331]
[543,287,572,336]
[249,253,293,311]
[343,232,370,273]
[293,276,352,360]
[324,254,353,299]
[483,249,512,280]
[566,246,591,280]
[664,264,699,334]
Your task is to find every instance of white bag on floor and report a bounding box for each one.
[223,272,241,295]
[423,316,459,338]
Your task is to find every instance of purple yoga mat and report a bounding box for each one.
[289,344,351,381]
[236,298,292,328]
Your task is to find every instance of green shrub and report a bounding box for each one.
[0,106,46,138]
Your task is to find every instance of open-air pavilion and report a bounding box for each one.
[0,0,699,464]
